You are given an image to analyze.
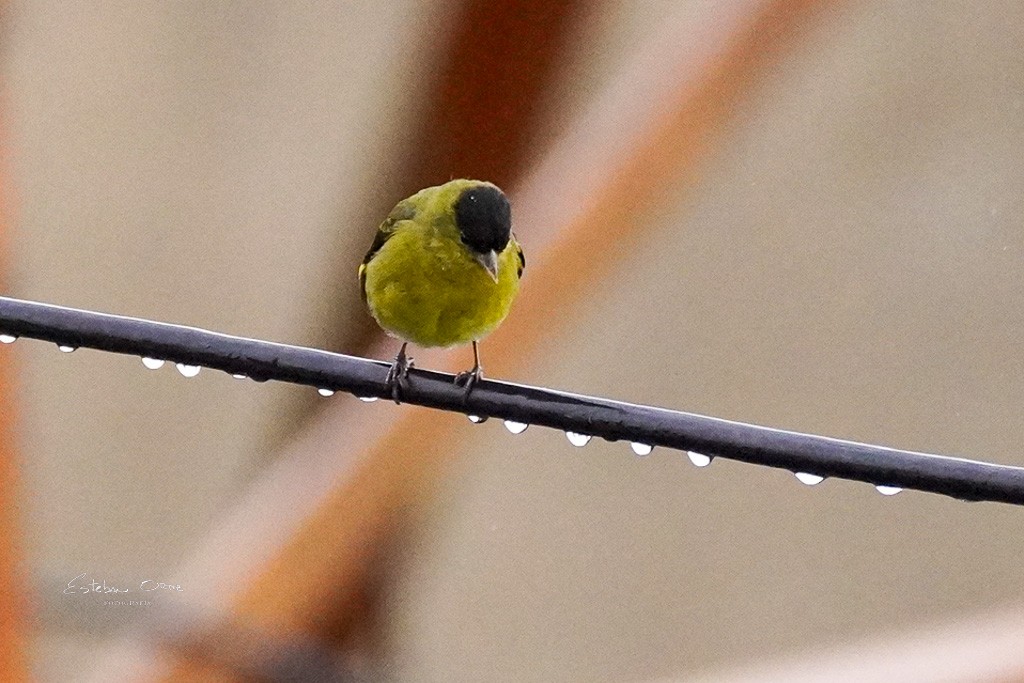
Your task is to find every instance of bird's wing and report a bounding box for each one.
[359,198,417,302]
[514,233,525,279]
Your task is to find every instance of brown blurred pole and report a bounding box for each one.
[331,0,586,643]
[0,98,31,680]
[407,0,583,189]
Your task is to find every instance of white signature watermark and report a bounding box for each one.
[103,599,153,607]
[63,573,184,596]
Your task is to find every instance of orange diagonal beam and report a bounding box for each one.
[146,0,830,678]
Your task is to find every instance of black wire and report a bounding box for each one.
[1,295,1022,505]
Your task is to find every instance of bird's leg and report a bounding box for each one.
[384,342,414,404]
[454,341,484,398]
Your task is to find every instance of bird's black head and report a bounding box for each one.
[454,184,511,255]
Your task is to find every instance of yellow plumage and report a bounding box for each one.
[359,179,524,398]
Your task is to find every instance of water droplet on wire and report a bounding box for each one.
[176,363,201,378]
[566,432,592,447]
[630,442,653,456]
[317,388,334,397]
[0,334,16,344]
[795,472,824,486]
[503,420,528,435]
[468,414,487,424]
[358,396,378,403]
[58,345,76,353]
[687,451,712,467]
[142,357,165,370]
[876,485,902,496]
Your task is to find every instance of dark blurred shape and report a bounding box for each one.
[153,610,366,683]
[409,0,584,190]
[329,0,586,657]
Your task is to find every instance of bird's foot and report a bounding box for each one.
[453,364,483,400]
[385,346,414,404]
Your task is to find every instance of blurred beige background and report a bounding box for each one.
[3,1,1024,681]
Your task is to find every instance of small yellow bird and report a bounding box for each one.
[359,179,525,402]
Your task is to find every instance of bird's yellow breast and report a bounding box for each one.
[362,222,522,348]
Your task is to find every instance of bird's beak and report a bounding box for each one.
[474,250,499,282]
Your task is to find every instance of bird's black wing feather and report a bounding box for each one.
[514,233,525,279]
[359,199,416,303]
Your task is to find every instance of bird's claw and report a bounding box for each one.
[453,364,483,399]
[385,347,414,404]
